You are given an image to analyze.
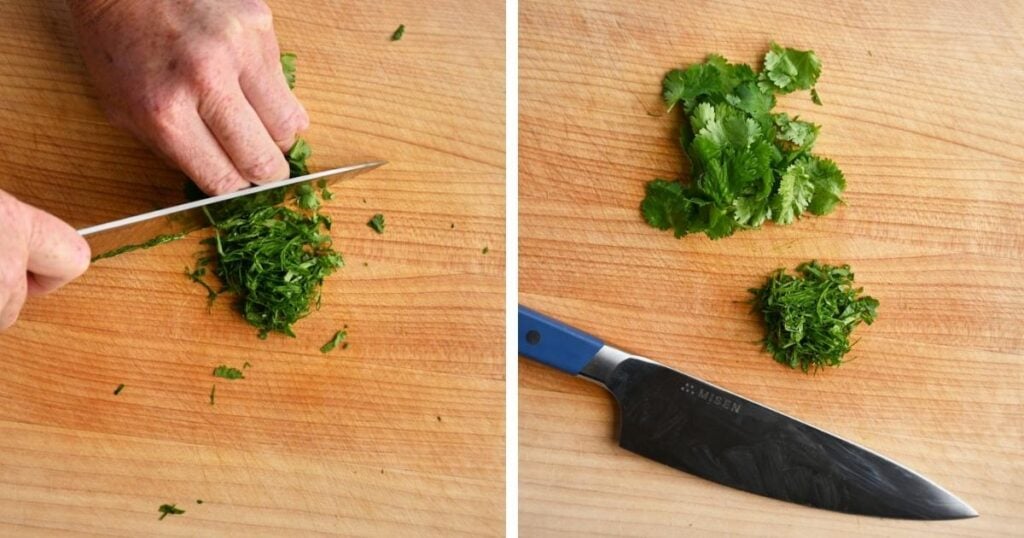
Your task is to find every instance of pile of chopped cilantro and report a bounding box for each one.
[186,54,343,339]
[750,261,878,372]
[642,42,845,239]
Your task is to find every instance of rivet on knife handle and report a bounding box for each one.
[518,305,603,375]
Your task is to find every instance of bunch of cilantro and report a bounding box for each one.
[642,43,845,239]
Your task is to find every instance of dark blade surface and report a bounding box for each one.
[606,358,976,520]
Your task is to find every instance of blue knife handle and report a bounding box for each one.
[519,305,604,375]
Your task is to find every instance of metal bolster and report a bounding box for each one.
[579,345,633,386]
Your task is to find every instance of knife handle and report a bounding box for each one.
[519,305,604,375]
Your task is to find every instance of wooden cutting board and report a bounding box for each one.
[0,0,504,535]
[520,0,1022,535]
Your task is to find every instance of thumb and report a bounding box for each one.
[21,199,91,295]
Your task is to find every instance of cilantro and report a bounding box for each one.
[811,88,822,106]
[196,500,204,504]
[482,246,489,254]
[762,42,821,94]
[209,384,216,405]
[642,43,842,240]
[212,365,245,380]
[368,213,385,234]
[391,24,405,41]
[158,504,185,520]
[281,52,297,89]
[186,264,220,305]
[287,138,311,177]
[294,184,320,210]
[320,330,347,353]
[750,261,878,372]
[113,384,125,395]
[91,232,186,262]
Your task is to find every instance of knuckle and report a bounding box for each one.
[203,169,245,195]
[243,1,273,28]
[241,154,283,181]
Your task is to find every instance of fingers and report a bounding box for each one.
[198,80,290,186]
[23,203,91,295]
[146,106,251,196]
[240,59,309,152]
[0,191,89,330]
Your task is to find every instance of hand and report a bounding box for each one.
[0,190,91,331]
[67,0,309,195]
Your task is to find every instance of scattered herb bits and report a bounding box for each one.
[113,384,125,396]
[391,24,405,41]
[750,261,879,372]
[91,232,186,262]
[212,365,245,380]
[642,42,844,240]
[368,213,385,234]
[158,504,185,520]
[320,330,348,353]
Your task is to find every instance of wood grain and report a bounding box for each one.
[0,0,504,535]
[519,0,1023,535]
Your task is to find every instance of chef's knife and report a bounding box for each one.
[519,305,977,520]
[79,160,385,257]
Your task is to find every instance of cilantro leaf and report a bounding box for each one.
[280,52,297,90]
[158,504,185,520]
[320,330,347,353]
[212,365,245,380]
[368,213,385,234]
[641,42,844,240]
[763,42,822,94]
[811,87,822,105]
[391,24,405,41]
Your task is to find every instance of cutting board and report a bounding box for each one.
[0,0,504,535]
[520,0,1022,535]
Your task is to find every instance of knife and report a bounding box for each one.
[519,305,977,520]
[79,160,386,257]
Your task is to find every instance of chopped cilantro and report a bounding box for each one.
[368,213,385,234]
[158,504,185,520]
[281,52,297,89]
[391,24,405,41]
[482,246,489,254]
[91,232,186,262]
[113,384,125,396]
[209,384,216,405]
[642,42,842,240]
[320,330,347,353]
[212,365,245,380]
[750,261,878,372]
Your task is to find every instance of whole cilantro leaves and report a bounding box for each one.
[642,43,842,240]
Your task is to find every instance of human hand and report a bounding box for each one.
[67,0,309,195]
[0,190,91,331]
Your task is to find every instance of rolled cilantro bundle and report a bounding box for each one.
[642,43,845,239]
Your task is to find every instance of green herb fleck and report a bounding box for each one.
[212,365,245,380]
[391,24,405,41]
[750,261,879,372]
[113,384,125,396]
[209,384,216,405]
[158,504,185,520]
[186,265,220,305]
[281,52,297,89]
[320,330,348,353]
[91,232,186,262]
[196,500,203,504]
[810,87,822,106]
[482,246,489,254]
[642,42,841,240]
[368,213,385,234]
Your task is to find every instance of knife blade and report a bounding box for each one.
[79,160,386,257]
[519,305,977,520]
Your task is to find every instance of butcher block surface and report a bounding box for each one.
[0,0,504,535]
[519,0,1022,536]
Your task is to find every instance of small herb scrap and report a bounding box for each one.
[113,384,125,395]
[482,246,489,254]
[642,42,843,240]
[209,384,216,405]
[158,504,185,520]
[750,261,879,372]
[91,232,186,262]
[368,213,385,234]
[391,24,405,41]
[281,52,297,89]
[320,330,348,353]
[212,364,245,380]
